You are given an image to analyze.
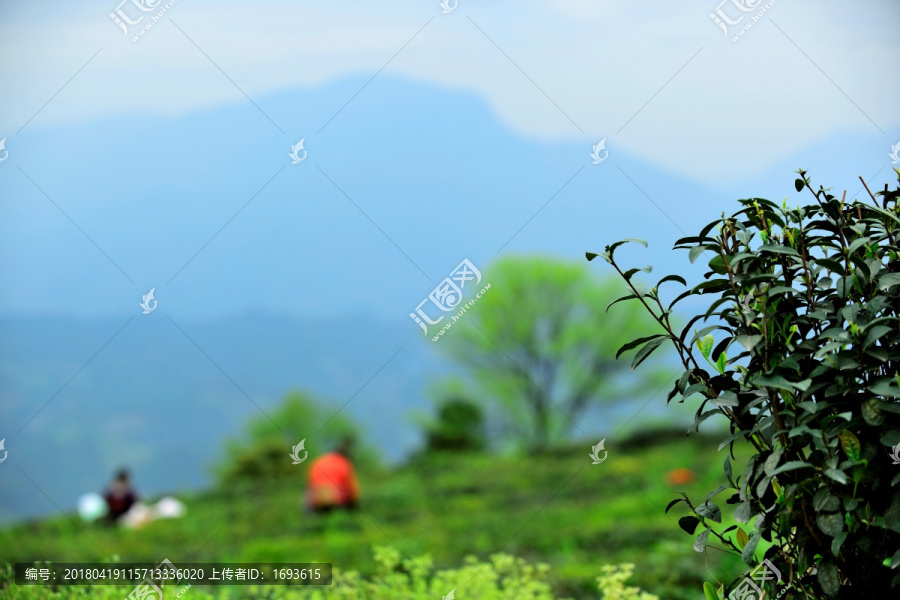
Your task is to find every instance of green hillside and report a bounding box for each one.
[0,433,749,599]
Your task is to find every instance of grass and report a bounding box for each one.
[0,431,753,599]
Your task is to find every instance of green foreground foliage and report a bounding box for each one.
[591,171,900,598]
[1,435,747,599]
[1,547,657,600]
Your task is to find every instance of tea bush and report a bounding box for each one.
[589,171,900,598]
[424,398,487,453]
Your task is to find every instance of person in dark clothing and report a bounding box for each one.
[104,469,138,522]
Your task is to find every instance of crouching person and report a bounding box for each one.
[305,437,360,514]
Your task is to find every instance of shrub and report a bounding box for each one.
[217,390,375,485]
[589,171,900,598]
[425,397,487,453]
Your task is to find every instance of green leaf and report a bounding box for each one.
[706,484,731,502]
[713,391,741,408]
[703,581,718,600]
[606,293,638,313]
[813,490,841,512]
[693,528,711,553]
[715,352,727,374]
[724,455,732,481]
[735,334,762,352]
[752,374,794,391]
[847,236,872,255]
[817,512,844,537]
[683,382,709,399]
[870,379,900,398]
[878,272,900,290]
[619,238,648,248]
[708,255,728,274]
[759,244,800,256]
[697,334,714,360]
[735,527,749,550]
[741,532,761,565]
[665,498,686,513]
[658,274,688,287]
[882,491,900,532]
[769,460,812,476]
[689,245,709,264]
[794,178,805,192]
[696,501,722,523]
[831,531,848,557]
[734,501,752,523]
[863,325,893,348]
[824,468,848,484]
[753,374,809,392]
[631,335,667,370]
[818,559,840,597]
[764,448,784,475]
[616,334,665,359]
[679,516,700,535]
[862,398,885,426]
[878,401,900,414]
[585,251,609,263]
[839,430,861,461]
[623,266,653,281]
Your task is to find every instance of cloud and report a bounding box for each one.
[1,0,897,183]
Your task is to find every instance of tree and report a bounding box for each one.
[591,171,900,598]
[437,255,669,451]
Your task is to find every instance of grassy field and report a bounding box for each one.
[0,431,752,599]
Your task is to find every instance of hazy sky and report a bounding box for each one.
[1,0,897,183]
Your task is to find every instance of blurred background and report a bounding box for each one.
[0,0,898,598]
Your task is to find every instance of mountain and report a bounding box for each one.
[2,76,893,320]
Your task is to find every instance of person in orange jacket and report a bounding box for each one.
[305,437,360,514]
